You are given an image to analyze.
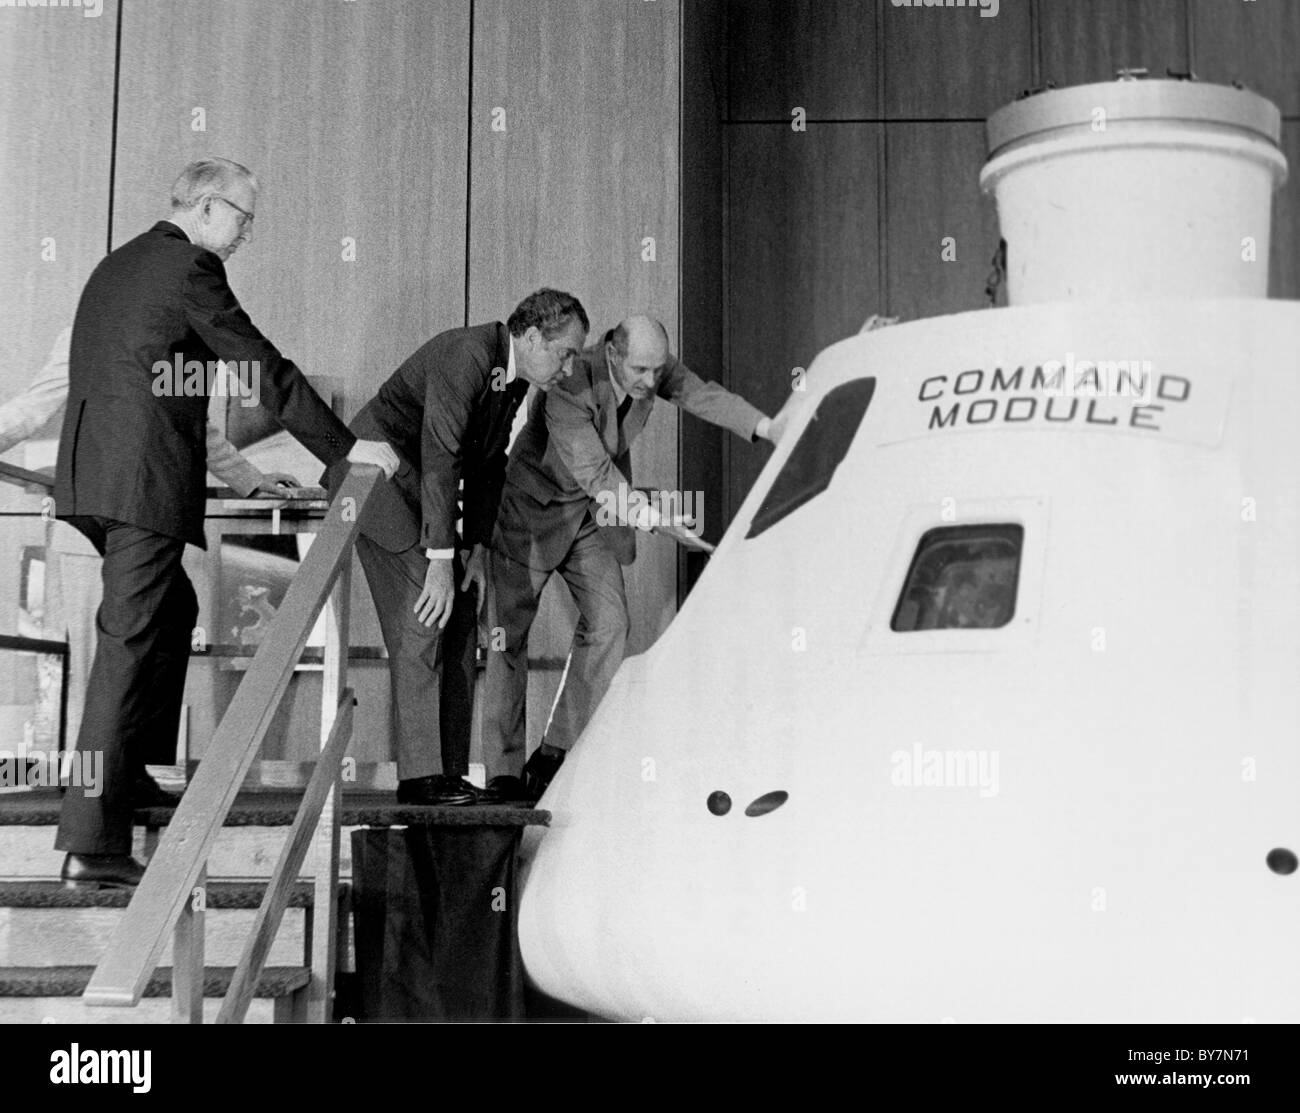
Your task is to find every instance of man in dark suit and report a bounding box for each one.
[328,289,588,805]
[53,157,398,888]
[481,316,789,801]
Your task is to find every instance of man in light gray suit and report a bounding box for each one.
[481,315,790,801]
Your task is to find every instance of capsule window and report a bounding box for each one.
[891,524,1023,631]
[746,378,875,540]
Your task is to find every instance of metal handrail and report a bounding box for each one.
[0,460,54,491]
[82,463,382,1016]
[217,689,354,1023]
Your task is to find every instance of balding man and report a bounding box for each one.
[53,157,398,888]
[481,316,787,801]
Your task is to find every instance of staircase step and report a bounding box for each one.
[0,907,308,967]
[0,788,550,828]
[0,880,315,909]
[0,881,319,966]
[0,964,309,998]
[0,996,277,1023]
[0,824,355,880]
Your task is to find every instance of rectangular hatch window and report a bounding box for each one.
[891,524,1023,631]
[746,378,875,540]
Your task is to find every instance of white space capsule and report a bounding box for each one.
[518,80,1300,1022]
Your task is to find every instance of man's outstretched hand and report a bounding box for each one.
[347,439,399,479]
[654,516,715,554]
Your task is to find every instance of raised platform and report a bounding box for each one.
[0,788,550,829]
[0,879,315,909]
[0,965,308,1000]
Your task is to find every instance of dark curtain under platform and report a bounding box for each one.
[351,826,528,1022]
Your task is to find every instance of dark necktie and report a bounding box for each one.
[616,393,633,429]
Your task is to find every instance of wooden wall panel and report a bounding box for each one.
[470,0,681,658]
[680,0,727,594]
[1038,0,1189,88]
[111,0,469,421]
[726,0,879,121]
[0,2,118,711]
[882,0,1032,119]
[0,2,118,494]
[726,124,882,517]
[1271,123,1299,300]
[110,0,470,762]
[885,122,1000,323]
[1190,0,1300,116]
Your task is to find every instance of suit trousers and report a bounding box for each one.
[44,540,102,749]
[55,519,196,856]
[355,536,477,781]
[481,515,629,780]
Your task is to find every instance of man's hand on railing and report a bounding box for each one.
[347,439,399,479]
[253,471,301,496]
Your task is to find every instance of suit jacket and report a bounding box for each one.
[1,326,265,497]
[53,222,354,548]
[494,337,764,570]
[327,322,528,554]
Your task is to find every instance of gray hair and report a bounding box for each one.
[507,288,589,340]
[169,158,258,210]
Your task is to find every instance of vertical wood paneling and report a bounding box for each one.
[1190,0,1300,116]
[111,0,469,420]
[111,0,470,762]
[1037,0,1189,87]
[727,124,882,515]
[885,122,1000,322]
[680,0,728,596]
[0,2,118,707]
[727,0,879,121]
[470,0,681,658]
[1271,123,1299,300]
[882,0,1033,118]
[0,1,118,489]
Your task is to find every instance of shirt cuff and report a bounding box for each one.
[425,548,455,560]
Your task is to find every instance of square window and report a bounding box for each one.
[891,524,1023,632]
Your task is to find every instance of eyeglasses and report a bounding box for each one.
[213,195,255,229]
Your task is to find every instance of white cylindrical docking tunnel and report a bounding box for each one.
[981,79,1288,305]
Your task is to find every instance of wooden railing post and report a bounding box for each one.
[83,465,380,1008]
[307,559,350,1022]
[171,864,206,1024]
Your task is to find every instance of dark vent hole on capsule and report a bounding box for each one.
[745,791,788,818]
[1266,848,1297,875]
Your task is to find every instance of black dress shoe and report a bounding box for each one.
[132,773,182,808]
[481,775,535,804]
[522,748,565,801]
[396,774,479,806]
[61,853,146,891]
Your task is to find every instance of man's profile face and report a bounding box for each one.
[521,319,585,390]
[608,332,666,400]
[196,180,257,261]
